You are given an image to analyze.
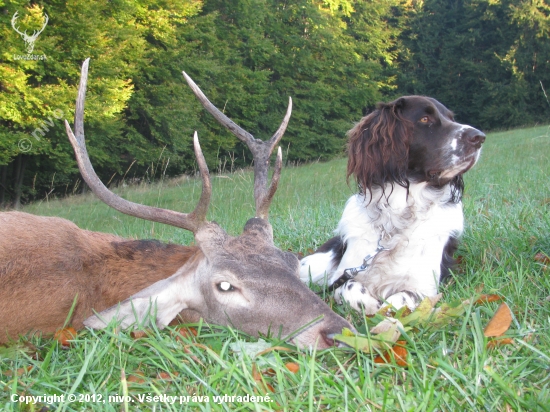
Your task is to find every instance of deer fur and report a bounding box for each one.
[0,211,196,340]
[0,59,353,348]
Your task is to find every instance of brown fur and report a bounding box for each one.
[346,100,413,200]
[0,211,199,342]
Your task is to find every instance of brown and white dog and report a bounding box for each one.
[300,96,485,313]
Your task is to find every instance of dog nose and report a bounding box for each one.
[465,128,486,148]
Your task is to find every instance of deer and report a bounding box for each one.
[0,59,352,348]
[11,11,49,54]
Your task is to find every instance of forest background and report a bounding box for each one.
[1,0,549,207]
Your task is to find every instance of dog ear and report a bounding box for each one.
[346,99,412,200]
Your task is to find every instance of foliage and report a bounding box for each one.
[0,0,549,207]
[397,0,550,130]
[0,0,403,206]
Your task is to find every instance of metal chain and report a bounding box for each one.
[320,237,389,294]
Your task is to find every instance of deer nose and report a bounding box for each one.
[465,128,486,148]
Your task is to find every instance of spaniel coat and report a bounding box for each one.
[299,96,485,313]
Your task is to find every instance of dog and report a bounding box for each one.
[299,96,485,313]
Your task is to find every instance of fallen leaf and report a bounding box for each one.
[334,320,402,353]
[252,363,275,393]
[264,368,276,376]
[370,318,403,340]
[130,330,148,339]
[175,327,198,341]
[399,297,437,326]
[427,293,443,306]
[252,363,262,381]
[3,365,33,377]
[475,294,504,304]
[157,371,179,380]
[484,303,512,337]
[285,362,300,373]
[429,299,471,328]
[487,338,514,349]
[374,341,408,367]
[534,252,550,265]
[54,327,77,347]
[127,371,146,384]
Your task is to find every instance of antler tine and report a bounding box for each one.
[182,72,256,148]
[182,71,292,219]
[11,12,24,36]
[36,13,48,36]
[65,58,211,233]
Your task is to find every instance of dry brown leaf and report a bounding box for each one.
[484,303,512,337]
[475,294,504,304]
[487,338,514,349]
[130,330,148,339]
[534,252,550,265]
[54,327,77,347]
[252,364,275,393]
[264,368,276,377]
[157,371,179,380]
[3,365,32,377]
[175,327,198,341]
[374,341,408,367]
[128,371,146,384]
[285,362,300,373]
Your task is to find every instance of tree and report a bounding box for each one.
[396,0,550,130]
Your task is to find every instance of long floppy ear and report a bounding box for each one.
[346,98,412,200]
[84,273,188,330]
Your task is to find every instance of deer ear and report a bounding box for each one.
[84,274,187,330]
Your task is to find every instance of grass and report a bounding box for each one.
[1,125,550,411]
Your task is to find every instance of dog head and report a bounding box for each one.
[347,96,485,199]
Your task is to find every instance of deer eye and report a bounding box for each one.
[217,281,235,292]
[419,116,430,123]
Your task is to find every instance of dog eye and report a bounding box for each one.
[419,116,430,123]
[217,281,235,292]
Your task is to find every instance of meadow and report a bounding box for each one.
[1,125,549,411]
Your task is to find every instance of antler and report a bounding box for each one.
[34,13,49,37]
[11,11,48,37]
[11,12,25,37]
[65,58,211,233]
[182,72,292,220]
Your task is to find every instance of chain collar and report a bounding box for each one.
[319,236,389,294]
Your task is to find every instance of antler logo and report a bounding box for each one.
[11,11,49,54]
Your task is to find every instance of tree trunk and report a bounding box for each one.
[0,165,7,208]
[12,155,28,210]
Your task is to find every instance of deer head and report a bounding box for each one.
[11,11,48,54]
[64,59,352,348]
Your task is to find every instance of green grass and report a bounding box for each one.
[2,125,550,411]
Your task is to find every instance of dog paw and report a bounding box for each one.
[384,291,421,311]
[334,280,380,314]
